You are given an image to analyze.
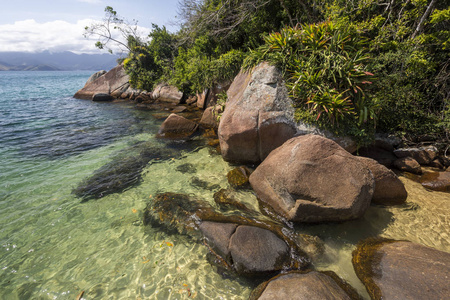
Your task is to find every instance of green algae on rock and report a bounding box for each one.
[227,166,252,188]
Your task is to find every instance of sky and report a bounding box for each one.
[0,0,180,54]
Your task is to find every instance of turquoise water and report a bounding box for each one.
[1,71,449,299]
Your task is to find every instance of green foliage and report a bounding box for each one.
[123,24,178,91]
[245,22,376,136]
[170,36,244,93]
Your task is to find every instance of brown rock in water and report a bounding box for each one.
[250,271,360,300]
[357,157,407,205]
[152,83,183,104]
[218,62,297,164]
[420,171,450,192]
[199,221,237,261]
[394,157,422,174]
[92,93,113,101]
[352,238,450,300]
[249,135,374,223]
[199,106,219,129]
[157,113,198,139]
[227,166,252,188]
[394,146,438,165]
[84,70,106,86]
[74,65,129,100]
[229,225,290,274]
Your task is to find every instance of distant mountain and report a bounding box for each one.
[0,51,121,71]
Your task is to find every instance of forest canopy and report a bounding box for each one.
[88,1,450,144]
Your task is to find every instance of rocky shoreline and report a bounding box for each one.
[74,63,450,299]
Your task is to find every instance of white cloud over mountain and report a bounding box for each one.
[0,19,150,54]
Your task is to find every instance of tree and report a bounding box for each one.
[84,6,143,54]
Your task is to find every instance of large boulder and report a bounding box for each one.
[352,238,450,300]
[356,157,408,205]
[92,93,113,102]
[250,271,360,300]
[199,106,219,129]
[74,65,129,100]
[84,70,106,86]
[152,83,183,104]
[157,113,198,139]
[249,135,374,223]
[218,62,297,164]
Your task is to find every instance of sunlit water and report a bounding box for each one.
[0,71,448,299]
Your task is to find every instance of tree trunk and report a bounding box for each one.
[411,0,437,39]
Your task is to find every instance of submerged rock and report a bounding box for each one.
[213,188,254,213]
[73,141,177,201]
[250,135,374,223]
[143,192,312,275]
[352,238,450,300]
[227,166,252,188]
[420,171,450,192]
[250,270,361,300]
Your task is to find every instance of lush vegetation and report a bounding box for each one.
[87,1,449,144]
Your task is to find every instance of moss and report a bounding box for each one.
[351,237,400,300]
[227,166,252,188]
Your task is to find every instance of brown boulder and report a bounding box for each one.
[357,157,408,205]
[74,65,129,100]
[199,221,237,260]
[84,70,106,86]
[249,135,374,223]
[229,225,290,274]
[218,62,297,164]
[152,83,183,104]
[251,271,358,300]
[199,106,219,129]
[157,114,198,139]
[394,157,423,174]
[352,238,450,300]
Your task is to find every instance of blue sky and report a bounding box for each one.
[0,0,180,54]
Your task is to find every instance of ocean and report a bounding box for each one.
[0,71,449,299]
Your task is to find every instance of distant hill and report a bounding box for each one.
[0,51,121,71]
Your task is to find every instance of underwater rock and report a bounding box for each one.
[213,189,254,213]
[394,157,422,174]
[352,238,450,300]
[420,171,450,192]
[250,270,361,300]
[175,163,197,174]
[73,141,176,201]
[143,192,312,275]
[250,135,374,223]
[357,157,407,205]
[190,176,221,191]
[227,166,252,188]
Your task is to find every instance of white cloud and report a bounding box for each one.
[0,19,150,54]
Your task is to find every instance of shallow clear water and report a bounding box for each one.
[0,71,449,299]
